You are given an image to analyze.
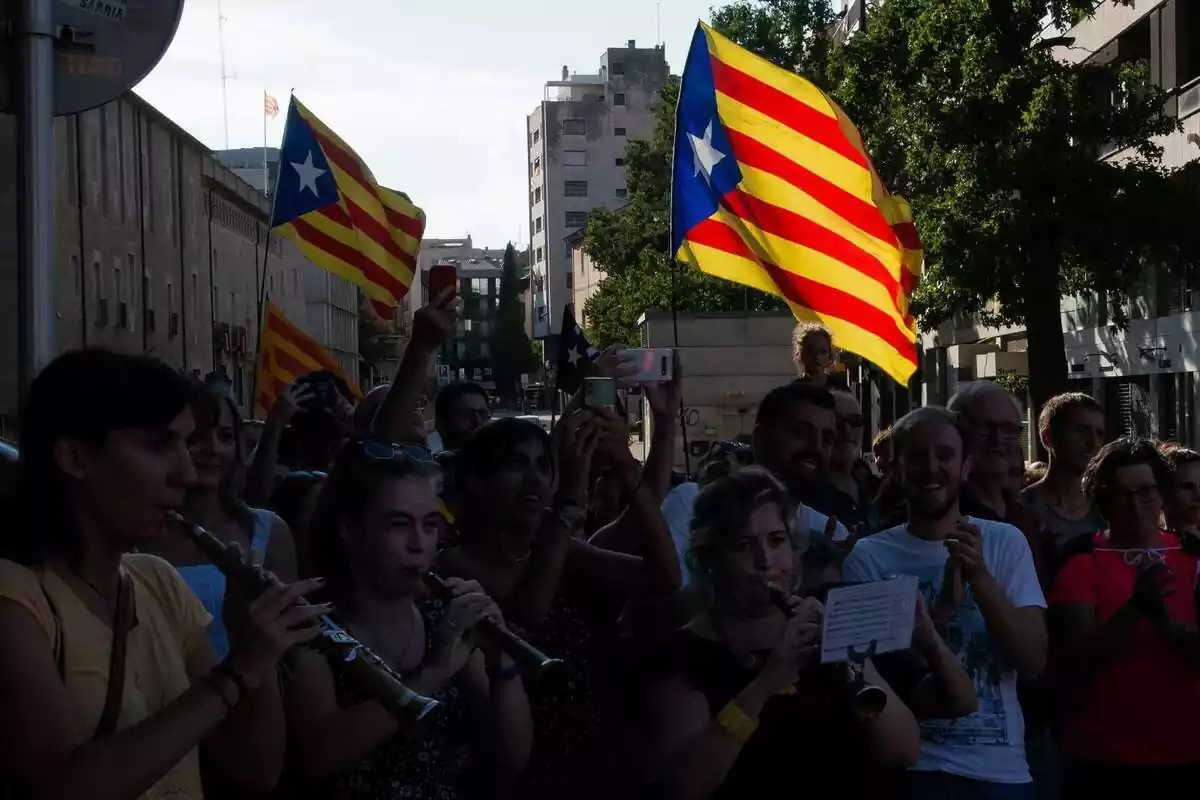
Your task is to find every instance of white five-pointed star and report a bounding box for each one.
[689,121,726,180]
[291,151,327,196]
[568,347,584,366]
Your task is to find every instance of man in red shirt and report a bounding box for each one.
[1049,437,1200,797]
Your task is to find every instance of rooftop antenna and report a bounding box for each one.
[217,0,232,150]
[657,1,662,45]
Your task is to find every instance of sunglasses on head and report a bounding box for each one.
[357,439,436,464]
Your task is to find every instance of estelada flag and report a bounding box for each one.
[270,96,425,318]
[255,301,361,416]
[671,23,923,384]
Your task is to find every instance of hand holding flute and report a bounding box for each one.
[424,572,566,687]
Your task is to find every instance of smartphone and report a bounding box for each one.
[623,348,674,383]
[427,264,457,300]
[584,377,617,411]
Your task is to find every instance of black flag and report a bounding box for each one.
[554,304,597,397]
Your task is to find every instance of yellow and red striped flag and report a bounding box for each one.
[671,23,923,384]
[270,97,425,317]
[254,301,361,416]
[264,92,280,119]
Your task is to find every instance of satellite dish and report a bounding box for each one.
[0,0,185,116]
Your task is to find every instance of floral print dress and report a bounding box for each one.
[316,597,476,800]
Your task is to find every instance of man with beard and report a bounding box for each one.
[1021,392,1106,576]
[844,406,1047,799]
[660,382,848,588]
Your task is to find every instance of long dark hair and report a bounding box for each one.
[189,377,252,522]
[306,441,439,601]
[7,350,194,566]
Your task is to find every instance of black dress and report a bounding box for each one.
[644,630,905,799]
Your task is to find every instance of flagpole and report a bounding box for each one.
[262,91,269,198]
[253,93,287,418]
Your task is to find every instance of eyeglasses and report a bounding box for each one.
[1112,484,1160,508]
[358,439,436,464]
[967,418,1023,442]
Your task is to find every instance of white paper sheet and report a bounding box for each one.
[820,576,918,664]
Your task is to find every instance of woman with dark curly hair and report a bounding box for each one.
[1048,437,1200,797]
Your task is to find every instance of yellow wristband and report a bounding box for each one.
[715,700,759,745]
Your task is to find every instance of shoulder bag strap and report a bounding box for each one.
[93,573,135,739]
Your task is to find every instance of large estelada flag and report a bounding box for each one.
[270,96,426,317]
[255,302,361,416]
[671,23,923,384]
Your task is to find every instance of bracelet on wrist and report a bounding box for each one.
[212,662,254,698]
[715,700,759,745]
[205,671,240,711]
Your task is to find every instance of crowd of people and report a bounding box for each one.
[0,295,1197,800]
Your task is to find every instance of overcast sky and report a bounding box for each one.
[135,0,717,248]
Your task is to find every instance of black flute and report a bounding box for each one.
[423,571,566,686]
[768,585,888,721]
[168,511,439,723]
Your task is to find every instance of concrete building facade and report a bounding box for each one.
[918,0,1200,451]
[566,227,606,326]
[525,42,668,342]
[416,237,505,389]
[0,93,315,428]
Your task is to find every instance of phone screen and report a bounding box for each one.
[584,377,617,410]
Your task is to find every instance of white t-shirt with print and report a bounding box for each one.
[660,481,849,588]
[842,516,1046,785]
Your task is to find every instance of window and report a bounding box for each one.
[143,272,154,332]
[533,129,540,144]
[566,271,574,289]
[114,262,127,328]
[191,272,199,343]
[534,186,541,204]
[614,93,626,106]
[67,119,79,206]
[536,247,543,263]
[100,105,112,216]
[533,156,541,174]
[562,118,586,135]
[71,255,81,298]
[480,342,491,358]
[93,255,107,326]
[611,62,626,75]
[566,211,588,227]
[564,180,588,197]
[535,216,543,233]
[143,120,154,230]
[616,188,628,199]
[614,127,627,136]
[615,158,625,167]
[472,277,488,294]
[563,150,587,167]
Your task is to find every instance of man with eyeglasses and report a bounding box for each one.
[827,388,881,532]
[947,383,1046,572]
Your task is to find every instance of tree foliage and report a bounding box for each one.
[709,0,1200,415]
[491,243,537,401]
[582,78,784,347]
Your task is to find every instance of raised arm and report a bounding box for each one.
[244,381,311,507]
[373,288,459,445]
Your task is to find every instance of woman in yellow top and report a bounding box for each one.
[0,350,328,799]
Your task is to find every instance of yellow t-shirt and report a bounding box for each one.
[0,553,212,800]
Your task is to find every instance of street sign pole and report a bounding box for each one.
[15,0,57,407]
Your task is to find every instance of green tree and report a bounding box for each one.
[492,243,536,401]
[582,78,784,347]
[823,0,1200,416]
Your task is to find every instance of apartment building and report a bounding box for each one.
[525,41,669,343]
[416,237,505,389]
[566,227,606,326]
[214,146,280,197]
[919,0,1200,449]
[0,92,313,427]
